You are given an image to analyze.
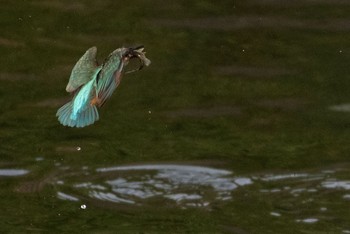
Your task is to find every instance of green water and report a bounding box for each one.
[1,0,350,233]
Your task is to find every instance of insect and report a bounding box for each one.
[56,46,151,128]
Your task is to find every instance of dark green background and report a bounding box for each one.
[0,0,350,233]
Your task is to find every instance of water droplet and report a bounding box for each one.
[80,204,86,209]
[148,110,152,114]
[76,147,81,151]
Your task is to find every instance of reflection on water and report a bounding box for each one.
[296,218,319,224]
[57,191,79,202]
[53,163,350,217]
[2,161,349,231]
[329,103,350,112]
[322,180,350,190]
[16,162,343,231]
[70,165,251,207]
[270,212,281,217]
[0,169,29,176]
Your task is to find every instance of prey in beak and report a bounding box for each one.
[124,45,151,74]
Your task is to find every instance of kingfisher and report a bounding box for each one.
[56,45,151,128]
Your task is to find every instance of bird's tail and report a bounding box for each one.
[56,101,99,128]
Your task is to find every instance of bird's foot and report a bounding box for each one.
[90,96,101,106]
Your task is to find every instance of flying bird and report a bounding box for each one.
[56,46,151,128]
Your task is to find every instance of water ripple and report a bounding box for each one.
[53,161,350,229]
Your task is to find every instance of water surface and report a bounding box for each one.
[1,0,350,233]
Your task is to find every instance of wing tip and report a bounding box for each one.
[65,84,75,93]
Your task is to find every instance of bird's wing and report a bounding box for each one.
[96,68,123,107]
[66,46,99,93]
[96,49,125,106]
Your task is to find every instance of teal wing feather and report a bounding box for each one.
[71,78,95,119]
[96,48,126,106]
[56,100,99,128]
[56,78,100,127]
[66,46,99,93]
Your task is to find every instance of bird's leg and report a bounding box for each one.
[90,89,102,106]
[90,96,100,106]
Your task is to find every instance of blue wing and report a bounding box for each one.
[57,67,102,127]
[56,100,99,128]
[96,48,125,106]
